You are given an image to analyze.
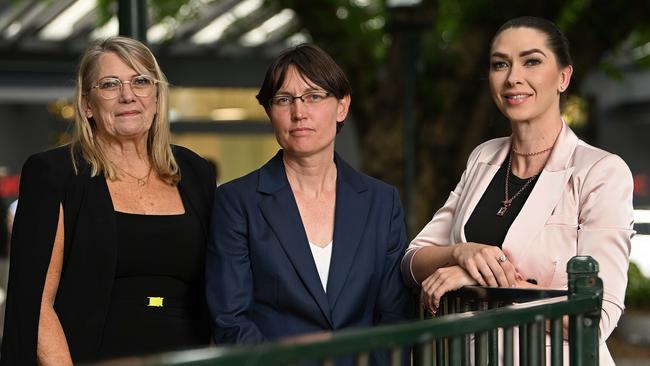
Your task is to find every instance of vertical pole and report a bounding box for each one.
[415,341,433,366]
[550,318,563,366]
[567,256,602,366]
[488,301,498,366]
[387,4,426,237]
[518,324,528,366]
[402,28,419,236]
[449,336,462,365]
[118,0,148,43]
[503,327,514,366]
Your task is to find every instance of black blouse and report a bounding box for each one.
[464,156,539,247]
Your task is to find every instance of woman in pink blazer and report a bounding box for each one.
[401,16,633,364]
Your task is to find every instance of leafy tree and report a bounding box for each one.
[104,0,650,232]
[267,0,650,232]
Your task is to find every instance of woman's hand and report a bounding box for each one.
[421,265,478,314]
[451,242,517,287]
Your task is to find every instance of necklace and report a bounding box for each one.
[511,145,553,156]
[496,153,537,217]
[113,163,152,187]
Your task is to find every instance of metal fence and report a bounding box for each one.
[92,256,602,366]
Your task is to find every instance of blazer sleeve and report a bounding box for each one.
[1,153,66,366]
[376,187,416,324]
[576,154,634,341]
[400,144,484,287]
[205,184,265,344]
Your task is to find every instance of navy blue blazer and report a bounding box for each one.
[206,150,414,345]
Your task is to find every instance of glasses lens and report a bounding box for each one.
[269,91,330,108]
[94,76,156,99]
[131,76,155,97]
[270,95,292,107]
[97,78,120,99]
[303,92,329,104]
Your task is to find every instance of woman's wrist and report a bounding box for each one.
[450,244,462,265]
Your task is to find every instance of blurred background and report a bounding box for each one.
[1,0,650,363]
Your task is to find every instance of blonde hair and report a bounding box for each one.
[71,36,179,184]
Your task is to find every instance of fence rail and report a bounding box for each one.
[92,256,602,366]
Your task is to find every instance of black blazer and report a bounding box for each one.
[0,145,215,365]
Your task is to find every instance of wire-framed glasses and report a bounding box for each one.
[268,91,332,109]
[90,75,158,99]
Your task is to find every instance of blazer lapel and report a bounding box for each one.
[257,151,333,327]
[326,154,369,308]
[86,174,118,259]
[72,159,118,261]
[503,122,578,252]
[456,140,510,243]
[503,169,573,251]
[175,152,207,233]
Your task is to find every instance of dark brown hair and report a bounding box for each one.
[492,16,572,67]
[256,43,351,106]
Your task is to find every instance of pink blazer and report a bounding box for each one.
[402,123,634,365]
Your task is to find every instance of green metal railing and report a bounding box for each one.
[92,256,602,366]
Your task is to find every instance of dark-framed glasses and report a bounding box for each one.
[91,75,158,99]
[268,91,332,109]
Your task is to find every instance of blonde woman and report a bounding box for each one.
[1,37,214,365]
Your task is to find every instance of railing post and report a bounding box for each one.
[567,256,602,366]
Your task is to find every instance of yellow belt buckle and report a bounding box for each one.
[147,296,164,307]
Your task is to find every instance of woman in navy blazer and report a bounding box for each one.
[206,44,414,351]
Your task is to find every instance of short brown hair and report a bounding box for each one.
[256,43,351,107]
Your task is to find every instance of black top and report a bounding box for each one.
[464,156,539,247]
[97,207,208,359]
[113,210,203,282]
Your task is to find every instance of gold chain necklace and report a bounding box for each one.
[511,145,553,156]
[496,153,537,217]
[113,163,152,187]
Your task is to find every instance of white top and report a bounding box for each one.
[309,241,333,292]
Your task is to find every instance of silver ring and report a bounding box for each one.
[497,255,507,263]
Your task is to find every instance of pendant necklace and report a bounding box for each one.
[496,153,537,217]
[113,163,152,187]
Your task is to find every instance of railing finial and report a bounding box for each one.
[567,255,602,365]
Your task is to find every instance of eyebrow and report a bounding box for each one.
[275,86,322,95]
[491,48,547,58]
[98,73,143,80]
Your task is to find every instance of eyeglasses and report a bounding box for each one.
[268,91,332,109]
[90,75,158,99]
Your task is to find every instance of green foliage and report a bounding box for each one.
[84,0,650,228]
[96,0,115,25]
[626,262,650,309]
[600,61,625,81]
[95,0,202,26]
[555,0,589,30]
